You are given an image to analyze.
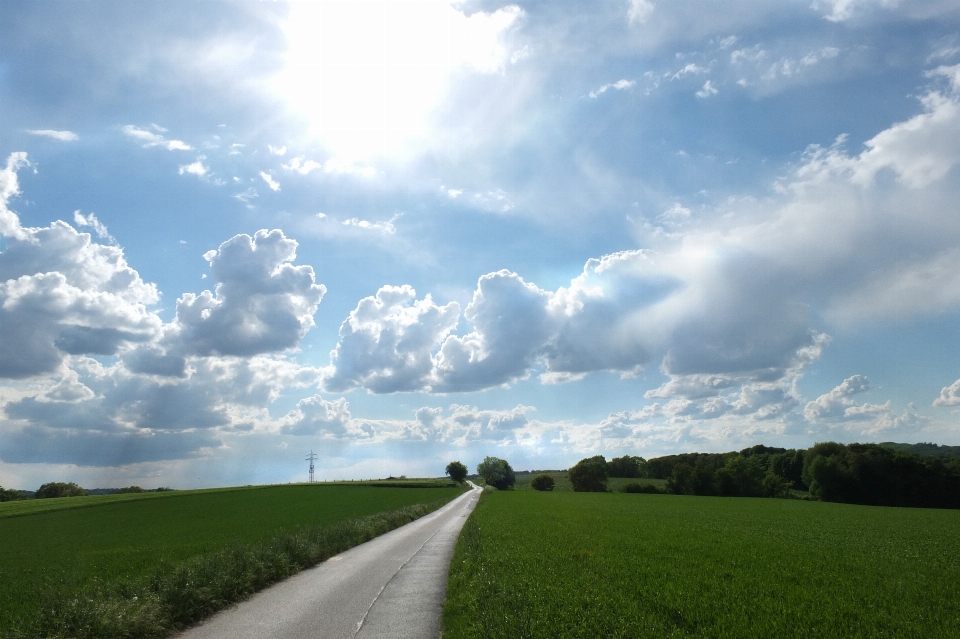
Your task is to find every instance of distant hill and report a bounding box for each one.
[879,442,960,457]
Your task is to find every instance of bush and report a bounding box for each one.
[477,457,516,490]
[445,461,468,484]
[762,472,793,498]
[531,474,555,491]
[36,482,88,499]
[622,482,661,494]
[569,456,608,492]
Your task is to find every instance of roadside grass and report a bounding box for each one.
[1,483,463,638]
[512,471,666,493]
[444,491,960,638]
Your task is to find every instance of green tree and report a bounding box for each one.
[115,486,144,494]
[36,482,88,499]
[770,449,806,489]
[445,461,468,484]
[666,462,694,494]
[477,456,516,490]
[0,486,28,502]
[715,455,766,497]
[569,455,608,492]
[762,472,792,498]
[531,474,555,491]
[607,455,648,478]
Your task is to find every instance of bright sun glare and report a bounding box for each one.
[276,0,523,163]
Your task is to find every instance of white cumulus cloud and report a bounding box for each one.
[317,67,960,409]
[324,286,460,393]
[933,379,960,406]
[179,158,209,177]
[156,229,326,359]
[1,159,161,379]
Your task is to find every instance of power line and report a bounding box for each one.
[306,450,318,483]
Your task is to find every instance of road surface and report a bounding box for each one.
[178,483,482,639]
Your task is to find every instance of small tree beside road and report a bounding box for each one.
[477,456,516,490]
[446,461,468,484]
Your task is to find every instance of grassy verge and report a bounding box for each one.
[1,484,463,638]
[443,491,960,638]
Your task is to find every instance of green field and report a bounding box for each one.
[444,491,960,638]
[0,482,462,637]
[511,471,666,493]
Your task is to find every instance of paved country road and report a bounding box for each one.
[177,483,482,639]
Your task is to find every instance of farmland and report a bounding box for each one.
[444,491,960,638]
[511,470,666,493]
[0,482,462,638]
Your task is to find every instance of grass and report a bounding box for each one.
[444,491,960,638]
[0,482,463,638]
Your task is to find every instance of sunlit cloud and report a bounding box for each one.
[274,0,525,162]
[179,158,209,178]
[259,171,281,191]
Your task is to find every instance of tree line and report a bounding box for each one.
[0,482,175,501]
[564,442,960,508]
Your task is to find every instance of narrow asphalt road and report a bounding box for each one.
[177,483,482,639]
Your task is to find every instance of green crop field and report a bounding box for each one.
[511,471,666,493]
[0,482,463,638]
[444,491,960,638]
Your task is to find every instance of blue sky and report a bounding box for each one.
[2,0,960,489]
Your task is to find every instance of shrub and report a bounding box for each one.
[531,474,555,491]
[622,482,661,494]
[762,472,793,498]
[115,486,145,494]
[36,482,88,499]
[477,457,516,490]
[445,461,468,484]
[569,456,608,492]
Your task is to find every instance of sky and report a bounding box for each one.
[2,0,960,489]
